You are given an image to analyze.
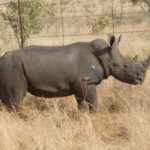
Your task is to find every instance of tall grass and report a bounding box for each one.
[0,71,150,150]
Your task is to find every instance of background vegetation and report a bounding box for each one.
[0,0,54,47]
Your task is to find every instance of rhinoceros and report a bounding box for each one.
[0,35,149,111]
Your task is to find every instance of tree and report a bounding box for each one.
[130,0,150,13]
[0,0,54,48]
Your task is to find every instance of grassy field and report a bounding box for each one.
[0,0,150,149]
[0,77,150,150]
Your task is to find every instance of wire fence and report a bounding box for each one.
[0,0,150,55]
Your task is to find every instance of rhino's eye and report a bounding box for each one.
[124,63,129,69]
[113,63,119,67]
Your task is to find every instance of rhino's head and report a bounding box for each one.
[107,35,150,84]
[93,35,150,84]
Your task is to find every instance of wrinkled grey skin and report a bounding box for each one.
[0,35,149,111]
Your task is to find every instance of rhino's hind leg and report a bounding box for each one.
[74,84,98,112]
[0,87,27,111]
[0,71,27,111]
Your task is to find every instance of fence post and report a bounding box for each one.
[112,0,115,35]
[18,0,23,48]
[112,0,117,85]
[120,0,125,22]
[60,0,64,46]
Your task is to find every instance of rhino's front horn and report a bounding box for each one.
[143,56,150,69]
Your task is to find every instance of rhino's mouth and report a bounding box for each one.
[134,78,143,84]
[131,76,144,85]
[124,76,144,85]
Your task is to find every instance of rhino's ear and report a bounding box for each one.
[108,35,115,47]
[116,35,122,45]
[108,35,122,47]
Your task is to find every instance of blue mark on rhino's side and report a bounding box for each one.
[6,64,11,69]
[89,62,100,81]
[96,41,101,47]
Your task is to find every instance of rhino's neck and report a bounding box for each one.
[89,41,111,79]
[98,54,110,79]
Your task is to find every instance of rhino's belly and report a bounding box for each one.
[27,82,73,98]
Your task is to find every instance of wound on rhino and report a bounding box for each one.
[0,35,149,112]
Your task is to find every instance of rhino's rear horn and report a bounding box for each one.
[142,56,150,69]
[146,56,150,68]
[132,55,138,62]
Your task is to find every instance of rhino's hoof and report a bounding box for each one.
[89,106,97,113]
[78,101,89,112]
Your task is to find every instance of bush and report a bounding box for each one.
[88,16,111,34]
[0,0,54,48]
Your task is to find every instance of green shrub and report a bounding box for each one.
[0,0,54,48]
[89,16,111,34]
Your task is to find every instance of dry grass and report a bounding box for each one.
[0,0,150,149]
[0,72,150,150]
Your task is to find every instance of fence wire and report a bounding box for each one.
[0,0,150,55]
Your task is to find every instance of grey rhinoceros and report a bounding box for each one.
[0,35,149,111]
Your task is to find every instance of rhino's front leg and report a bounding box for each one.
[74,84,98,112]
[84,84,98,112]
